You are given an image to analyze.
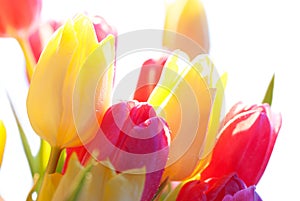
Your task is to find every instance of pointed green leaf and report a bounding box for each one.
[7,93,36,176]
[262,74,275,106]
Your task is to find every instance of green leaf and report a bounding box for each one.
[6,93,36,176]
[262,74,275,106]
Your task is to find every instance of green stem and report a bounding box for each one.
[15,35,36,81]
[46,146,62,174]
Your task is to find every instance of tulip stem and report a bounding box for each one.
[15,35,36,81]
[46,146,62,174]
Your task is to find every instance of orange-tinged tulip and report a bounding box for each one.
[163,0,210,57]
[0,0,41,37]
[27,14,115,148]
[148,51,213,181]
[0,121,6,167]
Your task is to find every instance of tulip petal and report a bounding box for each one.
[0,121,6,167]
[27,20,78,146]
[69,35,115,147]
[103,168,146,201]
[149,51,212,180]
[134,57,167,102]
[38,173,62,201]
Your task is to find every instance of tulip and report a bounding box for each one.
[148,51,219,181]
[176,173,262,201]
[0,0,41,37]
[201,102,282,186]
[0,121,6,167]
[134,57,167,102]
[163,0,210,57]
[84,100,170,201]
[27,14,115,149]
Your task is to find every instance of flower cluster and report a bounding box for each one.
[0,0,281,201]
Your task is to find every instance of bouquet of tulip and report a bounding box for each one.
[0,0,282,200]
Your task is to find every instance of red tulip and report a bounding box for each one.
[134,57,167,102]
[200,102,282,186]
[176,173,262,201]
[0,0,41,37]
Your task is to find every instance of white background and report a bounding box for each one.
[0,0,299,200]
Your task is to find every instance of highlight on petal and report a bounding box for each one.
[0,121,6,167]
[148,50,213,180]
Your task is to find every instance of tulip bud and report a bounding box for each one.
[0,0,41,37]
[86,101,171,201]
[134,57,167,102]
[201,102,282,186]
[163,0,210,57]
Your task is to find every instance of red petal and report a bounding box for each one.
[134,57,167,102]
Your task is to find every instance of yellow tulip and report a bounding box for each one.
[27,14,115,148]
[148,51,226,181]
[0,120,6,167]
[163,0,210,57]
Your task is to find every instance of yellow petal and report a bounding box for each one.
[37,173,62,201]
[51,154,85,200]
[149,51,212,181]
[103,168,146,201]
[27,19,78,146]
[0,121,6,167]
[58,14,99,147]
[71,35,115,146]
[51,154,145,201]
[163,0,210,57]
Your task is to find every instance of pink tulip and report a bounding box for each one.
[200,102,282,186]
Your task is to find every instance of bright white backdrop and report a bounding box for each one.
[0,0,299,200]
